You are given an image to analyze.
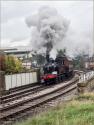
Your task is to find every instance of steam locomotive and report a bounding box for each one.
[41,54,74,84]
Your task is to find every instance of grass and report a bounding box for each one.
[76,93,94,101]
[16,93,94,125]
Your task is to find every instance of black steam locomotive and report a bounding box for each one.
[41,54,74,84]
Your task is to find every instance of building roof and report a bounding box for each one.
[4,50,31,55]
[0,47,17,51]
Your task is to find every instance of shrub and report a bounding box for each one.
[5,55,23,74]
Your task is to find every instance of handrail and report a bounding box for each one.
[79,71,94,82]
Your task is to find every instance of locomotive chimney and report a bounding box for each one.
[46,49,50,63]
[46,53,50,63]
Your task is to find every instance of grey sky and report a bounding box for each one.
[1,0,93,56]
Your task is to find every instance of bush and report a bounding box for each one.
[5,55,23,74]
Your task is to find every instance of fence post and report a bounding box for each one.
[0,71,6,96]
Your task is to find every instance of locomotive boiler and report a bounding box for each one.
[41,53,74,84]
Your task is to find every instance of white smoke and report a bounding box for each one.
[26,6,69,55]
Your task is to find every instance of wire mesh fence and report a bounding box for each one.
[79,71,94,82]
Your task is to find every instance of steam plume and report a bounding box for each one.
[26,6,69,55]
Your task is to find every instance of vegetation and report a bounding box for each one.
[76,93,94,101]
[73,51,87,70]
[57,48,66,57]
[16,93,94,125]
[35,54,46,65]
[32,53,46,66]
[5,55,23,74]
[73,55,84,70]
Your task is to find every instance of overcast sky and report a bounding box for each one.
[1,0,93,56]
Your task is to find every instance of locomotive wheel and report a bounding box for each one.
[61,75,64,82]
[44,79,50,85]
[54,77,58,84]
[64,73,68,79]
[45,79,55,85]
[58,75,61,83]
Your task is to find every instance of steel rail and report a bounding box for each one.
[0,78,78,121]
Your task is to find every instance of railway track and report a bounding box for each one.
[0,84,52,104]
[0,77,78,123]
[0,77,72,104]
[0,83,41,100]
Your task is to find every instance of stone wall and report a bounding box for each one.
[77,77,94,94]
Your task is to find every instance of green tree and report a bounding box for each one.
[57,48,66,57]
[73,52,85,70]
[5,55,23,74]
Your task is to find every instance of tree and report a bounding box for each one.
[5,55,23,74]
[57,48,66,57]
[73,52,86,70]
[32,54,46,66]
[36,54,46,65]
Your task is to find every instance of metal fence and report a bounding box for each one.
[79,71,94,82]
[5,72,37,90]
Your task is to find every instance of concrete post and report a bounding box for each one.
[77,82,87,94]
[0,71,6,96]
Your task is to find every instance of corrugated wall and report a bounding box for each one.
[5,72,38,90]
